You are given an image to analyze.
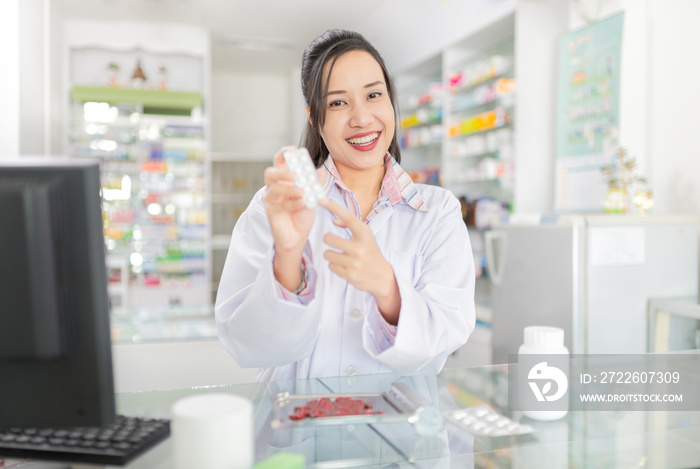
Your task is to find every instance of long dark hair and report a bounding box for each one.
[300,29,401,167]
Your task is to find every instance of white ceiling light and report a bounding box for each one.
[218,34,296,52]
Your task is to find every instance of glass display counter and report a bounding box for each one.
[10,362,700,468]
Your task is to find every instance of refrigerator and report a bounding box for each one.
[486,214,699,363]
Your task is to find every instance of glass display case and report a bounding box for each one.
[104,363,700,468]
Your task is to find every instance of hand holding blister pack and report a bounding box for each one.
[283,148,325,209]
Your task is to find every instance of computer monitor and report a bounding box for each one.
[0,158,116,428]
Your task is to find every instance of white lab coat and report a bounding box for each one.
[215,180,475,381]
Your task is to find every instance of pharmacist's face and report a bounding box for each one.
[319,50,395,172]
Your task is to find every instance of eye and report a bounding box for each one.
[328,100,345,108]
[368,92,382,99]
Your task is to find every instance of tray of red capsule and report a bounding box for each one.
[270,391,406,430]
[288,396,383,420]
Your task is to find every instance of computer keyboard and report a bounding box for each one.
[0,415,170,466]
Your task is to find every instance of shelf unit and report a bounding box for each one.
[442,36,516,205]
[66,23,212,314]
[396,35,515,205]
[396,54,443,185]
[70,88,210,310]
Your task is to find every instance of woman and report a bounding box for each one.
[215,29,475,381]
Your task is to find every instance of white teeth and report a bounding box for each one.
[346,132,379,145]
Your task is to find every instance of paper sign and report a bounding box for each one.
[589,227,645,266]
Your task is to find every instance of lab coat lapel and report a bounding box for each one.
[367,202,394,237]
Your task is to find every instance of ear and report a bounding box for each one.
[305,106,312,126]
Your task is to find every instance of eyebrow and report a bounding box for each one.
[326,81,385,97]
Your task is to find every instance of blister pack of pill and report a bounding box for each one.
[283,147,325,209]
[445,405,533,437]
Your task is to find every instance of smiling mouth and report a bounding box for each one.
[346,132,380,146]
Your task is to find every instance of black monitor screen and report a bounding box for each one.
[0,159,115,428]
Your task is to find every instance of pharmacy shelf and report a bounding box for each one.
[443,35,516,206]
[394,22,516,207]
[70,85,209,311]
[396,54,444,180]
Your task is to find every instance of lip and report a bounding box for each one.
[347,131,379,140]
[345,131,381,152]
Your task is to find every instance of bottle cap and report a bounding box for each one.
[523,326,565,348]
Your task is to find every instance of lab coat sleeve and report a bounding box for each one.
[215,192,322,368]
[362,193,476,374]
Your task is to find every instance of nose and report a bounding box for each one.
[348,100,374,128]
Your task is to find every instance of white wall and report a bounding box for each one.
[290,67,307,146]
[512,0,569,213]
[647,0,700,214]
[18,0,47,155]
[0,0,22,158]
[49,0,65,155]
[2,0,62,158]
[211,71,292,155]
[361,0,516,74]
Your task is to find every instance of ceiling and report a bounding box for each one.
[55,0,394,74]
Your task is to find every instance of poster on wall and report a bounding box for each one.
[555,12,624,212]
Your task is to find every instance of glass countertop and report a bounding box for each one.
[104,363,700,469]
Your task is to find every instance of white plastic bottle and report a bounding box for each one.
[518,326,569,421]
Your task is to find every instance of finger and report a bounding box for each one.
[327,261,349,280]
[324,250,361,273]
[324,250,347,265]
[266,198,308,214]
[333,218,348,228]
[273,145,298,168]
[323,233,353,252]
[264,166,296,185]
[264,183,304,200]
[319,199,363,232]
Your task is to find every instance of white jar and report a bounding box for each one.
[518,326,569,421]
